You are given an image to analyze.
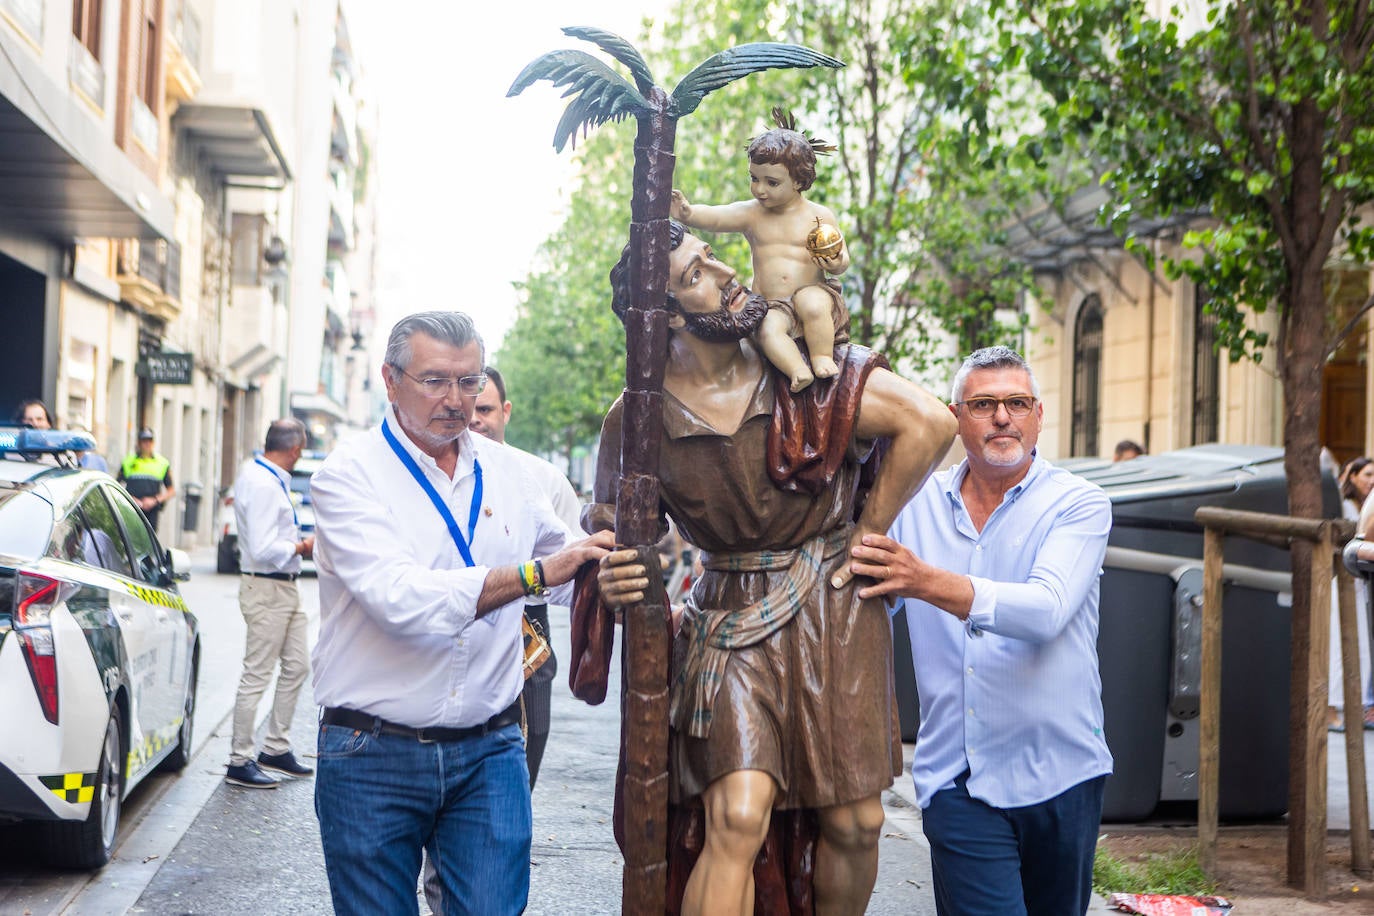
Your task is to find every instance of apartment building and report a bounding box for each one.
[1011,185,1371,467]
[0,0,377,547]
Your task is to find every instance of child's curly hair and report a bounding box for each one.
[746,108,835,191]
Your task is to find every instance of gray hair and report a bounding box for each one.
[264,418,306,453]
[950,346,1040,402]
[383,311,485,370]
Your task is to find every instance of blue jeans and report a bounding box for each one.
[315,720,531,916]
[922,772,1106,916]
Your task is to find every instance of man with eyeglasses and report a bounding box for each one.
[308,311,616,915]
[850,345,1114,916]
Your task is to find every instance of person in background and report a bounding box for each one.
[13,399,53,429]
[7,399,61,466]
[70,425,110,472]
[419,363,587,914]
[1330,456,1374,731]
[118,428,175,530]
[225,418,316,789]
[465,363,580,786]
[1113,439,1145,461]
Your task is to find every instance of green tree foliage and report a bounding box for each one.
[1009,2,1374,852]
[497,0,1081,452]
[663,0,1069,378]
[498,125,635,465]
[1010,0,1374,503]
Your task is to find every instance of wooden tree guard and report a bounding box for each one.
[1194,506,1369,898]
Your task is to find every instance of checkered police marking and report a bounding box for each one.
[39,772,96,804]
[126,717,183,772]
[126,583,188,612]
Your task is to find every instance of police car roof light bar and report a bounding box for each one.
[0,427,97,455]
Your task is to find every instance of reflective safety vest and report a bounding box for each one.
[120,453,170,500]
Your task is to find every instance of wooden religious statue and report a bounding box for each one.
[512,28,956,916]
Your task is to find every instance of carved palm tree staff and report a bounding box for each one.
[509,28,841,914]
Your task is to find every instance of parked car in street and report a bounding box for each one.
[0,427,200,868]
[215,450,324,575]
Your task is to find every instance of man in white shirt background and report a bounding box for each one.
[466,363,581,788]
[225,418,316,789]
[309,311,614,915]
[850,346,1114,916]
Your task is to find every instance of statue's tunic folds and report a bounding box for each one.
[587,344,902,810]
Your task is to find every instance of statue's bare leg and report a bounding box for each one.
[793,286,840,380]
[814,794,885,916]
[682,769,778,916]
[757,308,814,392]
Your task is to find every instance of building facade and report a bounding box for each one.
[0,0,376,548]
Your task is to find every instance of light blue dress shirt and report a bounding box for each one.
[890,452,1114,809]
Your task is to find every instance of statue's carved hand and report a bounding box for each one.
[598,547,650,608]
[670,189,690,221]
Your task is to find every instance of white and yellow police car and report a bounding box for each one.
[0,427,200,868]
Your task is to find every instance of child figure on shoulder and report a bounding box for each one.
[671,109,851,392]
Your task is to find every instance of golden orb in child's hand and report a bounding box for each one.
[806,222,844,260]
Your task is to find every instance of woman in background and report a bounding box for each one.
[1331,456,1374,730]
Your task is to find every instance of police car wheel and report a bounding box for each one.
[157,653,198,774]
[40,706,124,868]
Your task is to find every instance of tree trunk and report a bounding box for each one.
[617,86,676,915]
[1280,252,1330,887]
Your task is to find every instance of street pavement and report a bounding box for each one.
[17,545,1370,913]
[120,551,938,914]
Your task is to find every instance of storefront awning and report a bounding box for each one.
[173,104,292,182]
[0,31,174,241]
[291,392,347,423]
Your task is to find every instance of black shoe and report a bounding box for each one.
[225,760,279,789]
[257,750,314,777]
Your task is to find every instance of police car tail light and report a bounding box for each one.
[15,572,62,724]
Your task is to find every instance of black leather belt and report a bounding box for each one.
[321,702,521,742]
[243,571,299,582]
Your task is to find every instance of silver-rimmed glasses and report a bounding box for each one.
[391,367,488,399]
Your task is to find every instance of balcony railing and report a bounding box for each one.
[120,239,182,300]
[171,0,202,72]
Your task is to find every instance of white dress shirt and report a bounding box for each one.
[310,405,570,729]
[506,445,583,533]
[890,453,1115,809]
[233,457,302,575]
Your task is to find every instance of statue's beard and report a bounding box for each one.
[677,286,769,342]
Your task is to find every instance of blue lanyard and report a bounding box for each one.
[381,418,482,567]
[254,458,298,529]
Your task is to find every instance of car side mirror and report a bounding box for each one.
[167,547,192,582]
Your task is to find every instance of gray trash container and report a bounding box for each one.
[181,481,203,532]
[1063,444,1339,822]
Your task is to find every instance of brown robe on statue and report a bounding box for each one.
[572,343,901,914]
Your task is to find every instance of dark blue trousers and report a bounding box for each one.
[922,771,1106,916]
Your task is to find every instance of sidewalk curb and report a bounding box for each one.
[67,715,237,914]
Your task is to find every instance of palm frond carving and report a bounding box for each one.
[671,43,843,117]
[507,50,652,151]
[562,26,655,95]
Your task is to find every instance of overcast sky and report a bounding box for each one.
[346,0,665,354]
